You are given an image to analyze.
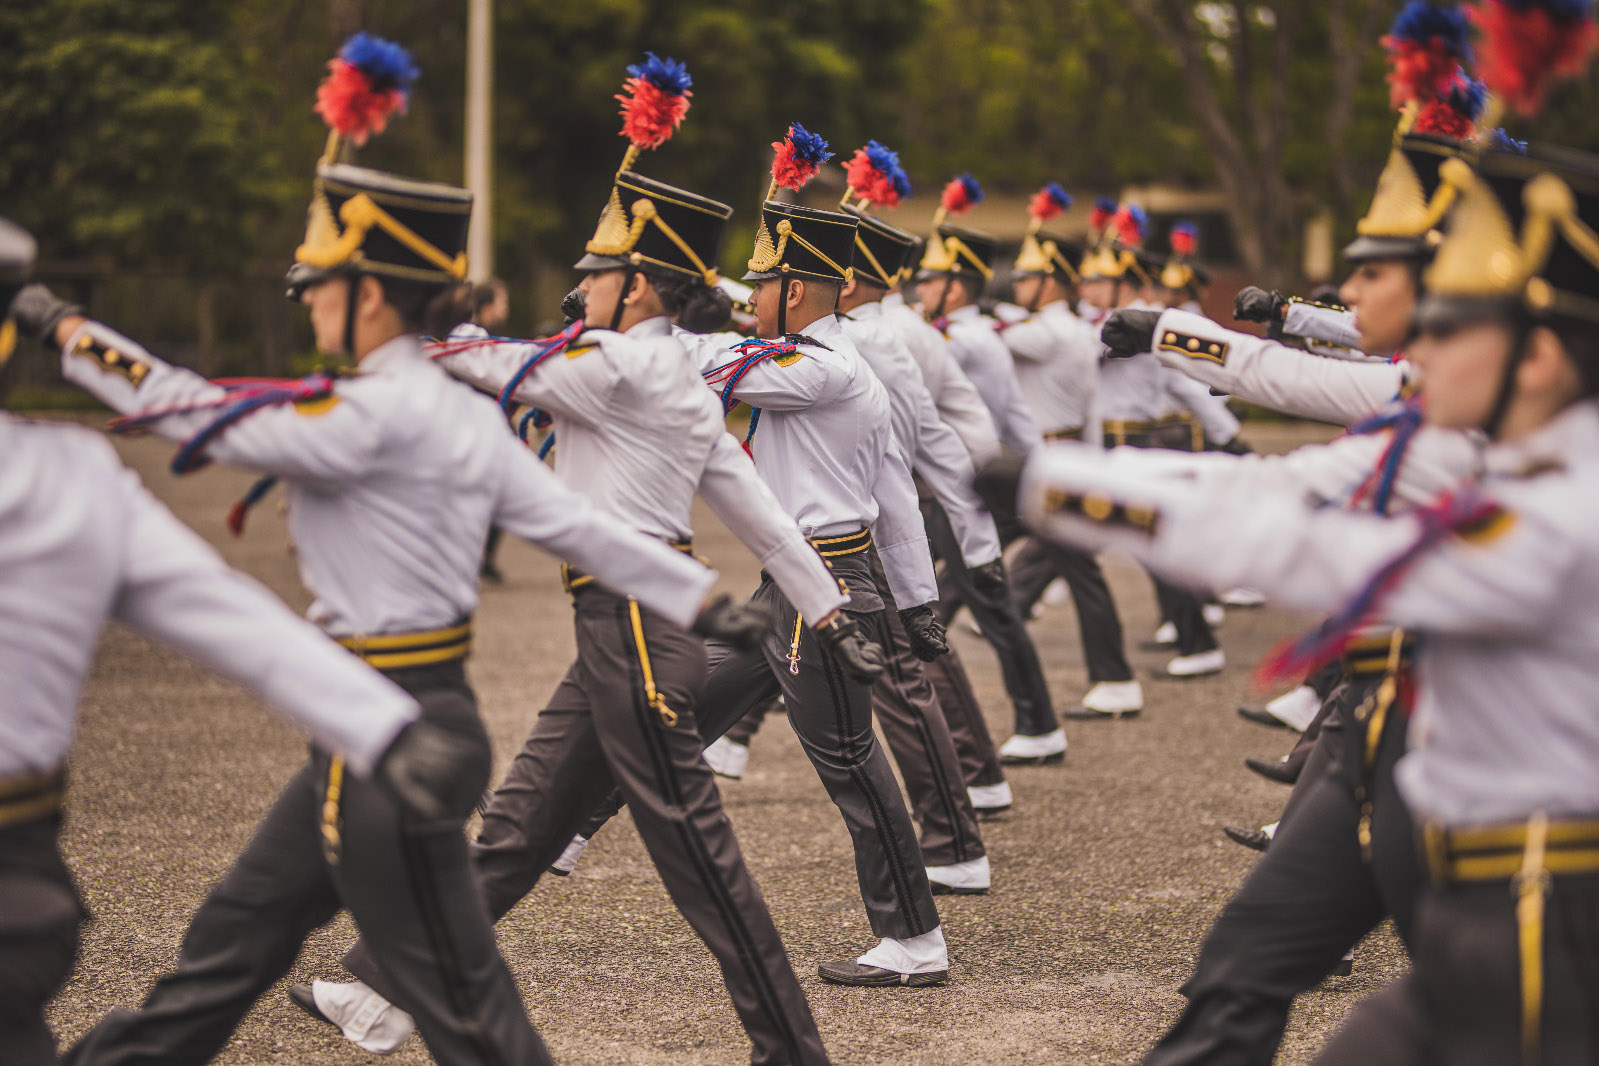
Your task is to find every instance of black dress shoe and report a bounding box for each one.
[1245,755,1300,785]
[818,961,949,987]
[1237,705,1293,730]
[1331,955,1354,977]
[1223,825,1272,852]
[1061,705,1141,720]
[288,983,334,1027]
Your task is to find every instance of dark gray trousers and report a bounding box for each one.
[347,588,830,1066]
[0,811,82,1066]
[1007,535,1135,684]
[66,662,551,1066]
[1143,676,1420,1066]
[925,644,1007,789]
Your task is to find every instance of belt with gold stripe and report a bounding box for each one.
[563,541,695,594]
[1043,427,1084,443]
[1102,412,1195,443]
[1341,630,1417,678]
[808,528,872,557]
[0,765,67,829]
[336,619,472,670]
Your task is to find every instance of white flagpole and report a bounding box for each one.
[465,0,493,281]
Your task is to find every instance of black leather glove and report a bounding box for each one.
[1218,436,1254,455]
[10,283,83,342]
[898,604,948,662]
[561,286,587,326]
[1100,308,1162,359]
[813,612,886,683]
[377,721,491,822]
[973,456,1026,524]
[1233,286,1286,324]
[967,558,1008,598]
[692,594,769,652]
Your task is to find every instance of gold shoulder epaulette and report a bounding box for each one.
[1157,329,1228,366]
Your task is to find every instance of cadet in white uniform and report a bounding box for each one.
[310,165,841,1064]
[913,200,1066,764]
[0,218,457,1066]
[27,162,723,1066]
[672,190,952,986]
[1015,141,1599,1065]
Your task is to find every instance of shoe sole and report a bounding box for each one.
[1237,708,1293,730]
[929,882,990,896]
[287,984,334,1028]
[1223,829,1270,852]
[818,968,950,988]
[998,751,1065,765]
[1150,667,1224,681]
[973,806,1011,819]
[1245,761,1299,785]
[1062,708,1141,721]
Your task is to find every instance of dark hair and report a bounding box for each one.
[472,277,507,314]
[1546,311,1599,398]
[652,272,733,333]
[381,277,475,338]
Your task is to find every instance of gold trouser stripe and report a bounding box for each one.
[809,529,871,557]
[627,599,677,727]
[1356,630,1408,859]
[1516,812,1550,1066]
[788,611,805,675]
[321,756,344,865]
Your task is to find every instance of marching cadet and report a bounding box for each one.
[0,216,472,1065]
[997,184,1146,722]
[1076,205,1225,678]
[660,126,951,986]
[299,61,841,1065]
[21,42,746,1062]
[913,176,1066,765]
[1005,130,1599,1066]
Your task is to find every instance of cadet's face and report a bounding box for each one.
[302,277,349,355]
[914,276,946,314]
[1340,260,1416,356]
[749,277,788,338]
[1080,278,1114,311]
[1407,320,1514,430]
[1013,275,1044,307]
[579,269,624,329]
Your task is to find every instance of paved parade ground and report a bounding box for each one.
[45,418,1398,1066]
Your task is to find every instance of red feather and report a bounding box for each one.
[618,77,691,150]
[771,141,819,192]
[1088,204,1113,234]
[315,60,407,145]
[1472,0,1599,115]
[1383,38,1463,108]
[1171,229,1197,257]
[1028,187,1066,222]
[1112,206,1145,248]
[845,149,900,207]
[1413,97,1477,138]
[941,179,974,215]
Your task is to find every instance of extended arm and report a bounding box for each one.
[871,443,939,609]
[911,391,1002,567]
[678,327,839,411]
[431,323,620,424]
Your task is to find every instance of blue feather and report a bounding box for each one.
[340,33,419,92]
[958,173,985,204]
[1388,1,1475,63]
[1490,127,1531,153]
[628,52,692,95]
[1094,196,1118,215]
[865,139,914,199]
[1445,72,1489,119]
[1044,182,1073,210]
[787,122,833,166]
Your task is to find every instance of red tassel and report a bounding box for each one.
[315,60,407,145]
[1473,0,1599,115]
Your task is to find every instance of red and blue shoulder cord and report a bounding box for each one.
[1344,395,1425,517]
[1254,487,1502,685]
[428,320,587,461]
[110,372,339,535]
[702,337,799,456]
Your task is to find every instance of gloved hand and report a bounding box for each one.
[898,604,948,662]
[967,558,1008,598]
[1100,308,1162,359]
[813,612,886,683]
[1233,286,1286,324]
[692,594,770,652]
[1217,436,1254,455]
[377,721,491,822]
[10,283,83,343]
[973,456,1026,524]
[561,286,587,326]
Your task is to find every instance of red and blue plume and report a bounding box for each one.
[1490,126,1530,152]
[1471,0,1599,115]
[315,33,419,145]
[617,53,693,151]
[941,174,984,216]
[771,123,833,192]
[1028,183,1073,222]
[845,140,910,207]
[1112,204,1148,247]
[1383,1,1475,108]
[1088,197,1117,234]
[1170,221,1199,257]
[1415,68,1488,137]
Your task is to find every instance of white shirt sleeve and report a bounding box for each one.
[870,444,939,609]
[910,390,1002,567]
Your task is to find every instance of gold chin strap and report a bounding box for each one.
[295,192,470,280]
[749,218,854,283]
[588,197,717,285]
[0,317,16,369]
[1046,241,1082,286]
[1428,158,1599,315]
[853,234,897,288]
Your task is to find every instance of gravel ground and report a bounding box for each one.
[44,419,1404,1065]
